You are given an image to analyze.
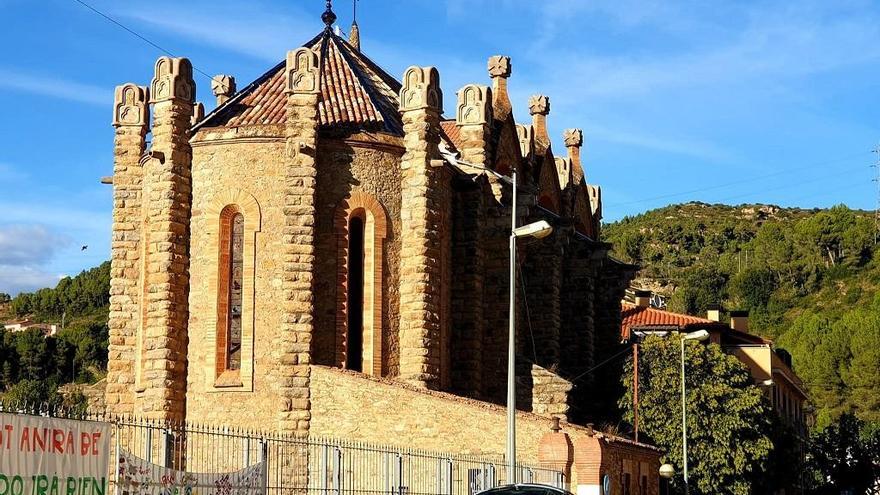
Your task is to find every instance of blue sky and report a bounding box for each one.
[1,0,879,295]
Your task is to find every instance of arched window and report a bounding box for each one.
[334,191,388,376]
[217,206,244,375]
[346,214,365,372]
[204,189,260,391]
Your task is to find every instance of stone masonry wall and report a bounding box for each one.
[312,138,403,376]
[185,136,289,429]
[106,83,148,415]
[139,57,194,421]
[310,365,661,489]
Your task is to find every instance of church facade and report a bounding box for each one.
[104,6,644,476]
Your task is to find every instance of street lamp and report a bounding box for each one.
[436,142,553,482]
[680,329,709,495]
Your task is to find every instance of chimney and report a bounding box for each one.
[730,310,749,332]
[634,290,651,308]
[211,75,236,106]
[706,305,721,322]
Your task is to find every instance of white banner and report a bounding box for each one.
[117,450,265,495]
[0,412,111,495]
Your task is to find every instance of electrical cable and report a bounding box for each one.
[71,0,222,86]
[605,151,870,208]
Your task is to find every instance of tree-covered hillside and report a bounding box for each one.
[603,203,880,428]
[0,261,110,406]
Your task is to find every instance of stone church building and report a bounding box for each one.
[105,4,660,493]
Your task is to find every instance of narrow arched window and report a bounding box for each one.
[217,206,244,375]
[346,214,365,372]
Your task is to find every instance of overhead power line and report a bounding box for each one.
[71,0,220,86]
[605,151,870,209]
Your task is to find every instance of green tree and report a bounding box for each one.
[667,266,727,315]
[730,266,776,309]
[621,336,773,495]
[840,303,880,424]
[778,312,850,428]
[806,413,880,494]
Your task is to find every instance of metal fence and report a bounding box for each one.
[1,405,565,495]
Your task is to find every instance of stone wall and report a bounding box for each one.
[310,365,661,489]
[185,133,290,429]
[312,136,403,376]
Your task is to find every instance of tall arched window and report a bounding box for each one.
[217,206,244,375]
[334,191,388,376]
[346,214,365,372]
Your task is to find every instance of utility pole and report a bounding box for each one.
[873,144,880,244]
[633,343,639,443]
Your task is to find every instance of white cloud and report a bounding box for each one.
[0,68,111,106]
[0,224,71,296]
[112,1,315,62]
[0,266,65,297]
[0,224,70,266]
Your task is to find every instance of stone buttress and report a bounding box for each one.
[107,83,149,414]
[280,47,320,436]
[141,57,194,421]
[397,66,444,388]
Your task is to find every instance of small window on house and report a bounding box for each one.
[623,473,632,495]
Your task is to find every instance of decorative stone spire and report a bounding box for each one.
[349,21,360,51]
[211,75,236,106]
[349,0,360,51]
[487,55,511,117]
[321,0,337,30]
[529,94,550,153]
[563,128,584,184]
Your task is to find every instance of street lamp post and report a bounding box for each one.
[507,170,553,482]
[436,144,552,483]
[680,329,709,495]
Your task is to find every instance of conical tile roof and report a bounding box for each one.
[196,30,403,135]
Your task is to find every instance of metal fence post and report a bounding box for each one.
[260,438,268,495]
[144,426,153,463]
[332,447,343,495]
[320,444,330,495]
[163,428,174,468]
[396,453,406,495]
[486,464,496,489]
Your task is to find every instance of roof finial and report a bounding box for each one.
[322,0,337,29]
[349,0,361,51]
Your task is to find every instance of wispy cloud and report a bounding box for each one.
[582,123,730,162]
[0,224,71,296]
[0,224,70,266]
[0,68,111,106]
[112,1,314,63]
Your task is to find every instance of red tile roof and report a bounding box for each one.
[440,120,462,149]
[621,302,720,340]
[197,31,403,135]
[620,302,770,344]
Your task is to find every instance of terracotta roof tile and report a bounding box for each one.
[197,32,403,135]
[440,120,462,149]
[620,302,719,340]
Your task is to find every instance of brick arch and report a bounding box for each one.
[203,188,261,390]
[334,190,389,376]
